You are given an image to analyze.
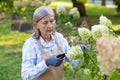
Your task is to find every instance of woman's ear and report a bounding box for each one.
[33,22,38,28]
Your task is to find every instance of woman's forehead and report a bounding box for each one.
[41,15,54,21]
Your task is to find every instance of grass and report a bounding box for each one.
[0,20,29,80]
[0,48,21,80]
[0,2,120,80]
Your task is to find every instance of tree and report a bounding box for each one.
[71,0,87,17]
[101,0,106,6]
[0,0,13,13]
[113,0,120,13]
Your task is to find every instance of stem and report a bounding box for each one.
[73,68,77,80]
[85,52,98,68]
[103,75,108,80]
[88,54,97,67]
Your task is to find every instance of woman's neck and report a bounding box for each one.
[41,35,51,43]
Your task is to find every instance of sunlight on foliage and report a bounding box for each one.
[112,24,120,31]
[0,31,29,45]
[77,0,88,4]
[0,20,29,46]
[49,1,73,9]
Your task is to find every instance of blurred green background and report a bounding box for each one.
[0,0,120,80]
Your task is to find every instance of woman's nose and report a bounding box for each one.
[47,22,54,27]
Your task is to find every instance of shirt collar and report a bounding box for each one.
[39,35,55,48]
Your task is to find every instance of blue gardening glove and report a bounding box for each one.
[65,56,84,68]
[78,44,88,51]
[45,54,63,67]
[71,58,84,67]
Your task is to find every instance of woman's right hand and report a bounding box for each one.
[45,54,63,67]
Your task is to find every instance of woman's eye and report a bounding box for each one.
[42,20,56,25]
[50,20,56,24]
[43,21,48,25]
[50,20,53,23]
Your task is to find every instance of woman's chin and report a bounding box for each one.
[48,31,53,35]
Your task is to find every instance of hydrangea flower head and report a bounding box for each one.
[69,7,80,19]
[78,27,91,41]
[91,25,109,40]
[56,5,66,15]
[99,15,112,28]
[66,45,83,60]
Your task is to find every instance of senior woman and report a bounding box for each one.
[21,6,87,80]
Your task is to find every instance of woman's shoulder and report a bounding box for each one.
[54,32,64,38]
[23,33,37,45]
[54,32,67,43]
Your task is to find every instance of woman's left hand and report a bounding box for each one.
[78,44,88,51]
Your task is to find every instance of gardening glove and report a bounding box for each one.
[71,57,84,67]
[65,56,84,68]
[78,44,88,51]
[45,54,63,67]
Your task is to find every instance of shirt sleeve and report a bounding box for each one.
[57,33,84,67]
[21,39,48,80]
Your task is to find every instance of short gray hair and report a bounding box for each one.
[33,6,54,22]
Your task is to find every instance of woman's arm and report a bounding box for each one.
[21,39,48,80]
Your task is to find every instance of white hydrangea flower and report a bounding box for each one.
[83,68,91,75]
[65,21,73,27]
[56,5,66,15]
[78,27,91,41]
[99,15,112,28]
[96,37,120,75]
[99,15,107,24]
[66,45,83,60]
[91,25,109,40]
[69,7,80,19]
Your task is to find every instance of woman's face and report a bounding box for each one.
[34,14,55,37]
